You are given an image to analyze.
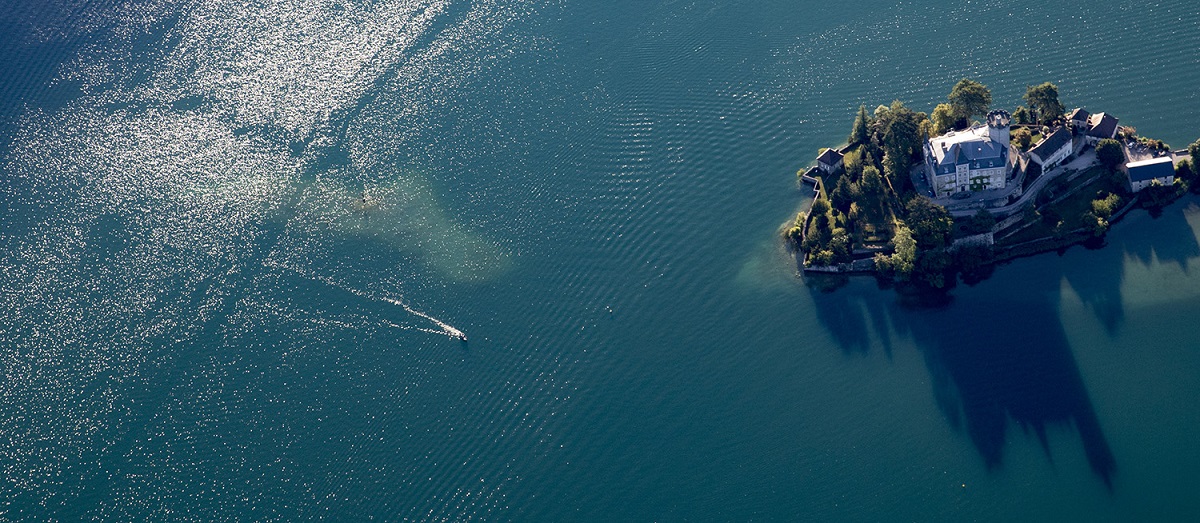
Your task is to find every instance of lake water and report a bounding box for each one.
[2,0,1199,520]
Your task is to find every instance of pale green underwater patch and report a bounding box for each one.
[286,168,511,284]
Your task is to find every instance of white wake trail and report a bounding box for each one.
[266,260,468,341]
[379,297,468,340]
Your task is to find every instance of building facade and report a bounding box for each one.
[1085,112,1119,144]
[1124,156,1175,192]
[923,110,1011,197]
[816,148,844,174]
[1068,107,1090,128]
[1028,126,1074,170]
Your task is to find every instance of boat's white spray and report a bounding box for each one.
[379,297,467,340]
[267,260,467,341]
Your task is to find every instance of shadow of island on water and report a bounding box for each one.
[804,195,1200,490]
[810,268,1118,488]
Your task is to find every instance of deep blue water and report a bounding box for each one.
[2,0,1200,520]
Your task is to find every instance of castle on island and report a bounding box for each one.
[923,110,1012,197]
[919,107,1134,202]
[809,101,1179,217]
[795,81,1195,278]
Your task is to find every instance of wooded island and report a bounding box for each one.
[787,79,1200,290]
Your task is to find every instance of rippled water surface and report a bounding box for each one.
[2,0,1200,520]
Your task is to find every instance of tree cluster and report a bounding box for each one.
[1083,191,1122,237]
[1023,82,1066,125]
[799,110,914,268]
[929,103,955,136]
[1143,139,1171,151]
[873,101,927,188]
[797,105,920,268]
[844,99,930,197]
[874,195,957,288]
[1177,160,1200,194]
[925,79,994,136]
[830,165,889,221]
[947,78,992,127]
[1139,180,1179,212]
[801,193,853,267]
[802,151,900,267]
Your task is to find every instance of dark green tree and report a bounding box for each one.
[1023,82,1066,125]
[1096,138,1125,171]
[1082,211,1109,237]
[849,105,871,146]
[1012,105,1031,125]
[904,196,953,250]
[810,197,831,218]
[881,101,923,181]
[953,243,995,285]
[962,209,996,235]
[859,166,885,197]
[842,147,864,178]
[858,166,888,222]
[861,151,879,173]
[801,232,821,254]
[887,225,917,278]
[914,250,953,288]
[1190,139,1200,169]
[1177,160,1197,193]
[947,78,992,123]
[828,228,852,264]
[1011,127,1033,151]
[831,175,855,213]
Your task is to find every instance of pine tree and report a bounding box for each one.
[849,104,871,146]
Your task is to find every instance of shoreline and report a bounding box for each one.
[788,80,1199,289]
[793,172,1171,278]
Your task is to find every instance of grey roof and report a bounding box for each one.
[926,125,1007,174]
[1068,108,1090,122]
[1088,112,1119,138]
[950,140,1005,162]
[1126,156,1175,182]
[816,148,844,164]
[1029,127,1072,160]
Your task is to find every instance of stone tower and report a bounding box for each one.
[987,110,1011,145]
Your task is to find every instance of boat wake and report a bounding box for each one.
[267,261,467,341]
[380,297,468,341]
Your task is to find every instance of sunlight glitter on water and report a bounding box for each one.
[1,0,537,517]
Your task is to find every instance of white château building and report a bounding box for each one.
[923,110,1012,197]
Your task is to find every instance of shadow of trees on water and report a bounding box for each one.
[811,273,1118,487]
[805,196,1200,490]
[810,277,1117,489]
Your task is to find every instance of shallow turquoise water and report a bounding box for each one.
[1,0,1199,520]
